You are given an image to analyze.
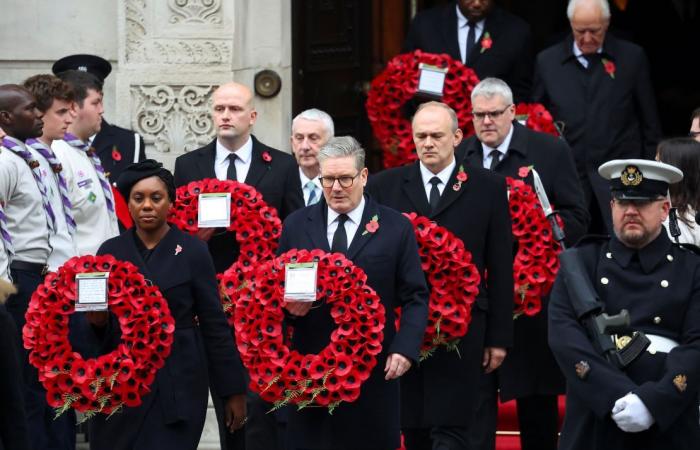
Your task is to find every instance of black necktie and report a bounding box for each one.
[429,176,441,212]
[583,53,597,70]
[489,149,501,170]
[226,153,238,181]
[465,20,477,63]
[331,214,349,254]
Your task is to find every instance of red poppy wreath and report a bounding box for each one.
[168,178,282,272]
[23,255,175,420]
[366,50,480,169]
[506,173,563,317]
[219,249,386,413]
[514,103,560,137]
[400,213,480,360]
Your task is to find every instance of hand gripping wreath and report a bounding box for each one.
[168,178,282,272]
[366,50,480,169]
[506,174,563,317]
[23,255,175,420]
[514,103,560,137]
[219,249,386,414]
[398,213,480,360]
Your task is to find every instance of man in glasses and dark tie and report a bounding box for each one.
[368,102,513,450]
[278,136,429,450]
[290,109,334,207]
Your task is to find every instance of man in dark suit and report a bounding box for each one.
[279,136,429,450]
[462,78,589,450]
[532,0,662,234]
[404,0,533,102]
[52,54,146,183]
[173,81,302,450]
[368,102,513,450]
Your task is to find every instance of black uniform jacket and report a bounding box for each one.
[0,306,30,450]
[549,232,700,450]
[404,3,533,102]
[173,136,303,273]
[463,121,589,400]
[92,119,146,184]
[278,195,429,450]
[87,227,246,450]
[367,161,513,427]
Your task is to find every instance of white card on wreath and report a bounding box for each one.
[75,272,109,312]
[417,63,448,97]
[198,193,231,228]
[284,262,318,303]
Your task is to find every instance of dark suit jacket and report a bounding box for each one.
[278,195,429,450]
[0,306,30,450]
[173,136,303,272]
[93,119,146,184]
[463,121,589,400]
[532,34,662,177]
[88,227,246,450]
[367,161,513,428]
[404,3,533,102]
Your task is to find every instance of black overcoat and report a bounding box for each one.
[278,195,429,450]
[173,136,303,272]
[367,162,513,427]
[462,121,589,399]
[549,233,700,450]
[404,3,533,102]
[87,227,246,450]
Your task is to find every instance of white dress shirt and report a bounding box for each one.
[28,146,78,271]
[456,5,485,63]
[52,139,119,256]
[327,197,365,250]
[419,157,456,201]
[0,146,51,266]
[481,124,515,169]
[214,137,253,183]
[299,168,322,206]
[573,42,603,69]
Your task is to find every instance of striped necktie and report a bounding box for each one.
[1,136,56,232]
[26,138,77,235]
[63,132,115,213]
[306,181,319,206]
[0,203,14,259]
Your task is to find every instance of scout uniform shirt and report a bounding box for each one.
[0,146,51,273]
[52,139,119,255]
[27,145,78,271]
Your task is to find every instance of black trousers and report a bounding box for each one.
[5,268,75,450]
[467,372,559,450]
[404,426,470,450]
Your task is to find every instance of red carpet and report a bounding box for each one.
[495,396,566,450]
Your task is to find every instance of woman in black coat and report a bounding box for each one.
[85,160,247,449]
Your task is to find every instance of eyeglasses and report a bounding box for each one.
[688,131,700,138]
[319,172,360,188]
[471,105,512,121]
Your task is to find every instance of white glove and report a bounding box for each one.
[611,393,655,432]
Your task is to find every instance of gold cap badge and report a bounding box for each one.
[621,165,643,186]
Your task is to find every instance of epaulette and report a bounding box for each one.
[674,242,700,256]
[573,234,610,248]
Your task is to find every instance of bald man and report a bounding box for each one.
[173,82,302,450]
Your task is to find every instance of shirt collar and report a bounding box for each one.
[327,196,365,227]
[456,5,485,29]
[609,229,673,273]
[299,167,321,188]
[480,123,514,158]
[419,156,456,187]
[215,136,253,165]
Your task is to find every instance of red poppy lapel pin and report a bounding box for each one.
[453,165,468,191]
[518,165,533,178]
[480,32,493,53]
[111,146,122,162]
[175,244,183,256]
[601,58,616,79]
[262,151,272,162]
[362,214,379,236]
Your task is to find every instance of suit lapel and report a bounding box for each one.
[402,163,431,216]
[431,163,467,218]
[442,4,462,61]
[463,137,484,169]
[305,201,331,252]
[245,137,271,187]
[346,196,379,260]
[197,139,217,179]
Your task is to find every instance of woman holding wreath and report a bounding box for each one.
[84,159,247,449]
